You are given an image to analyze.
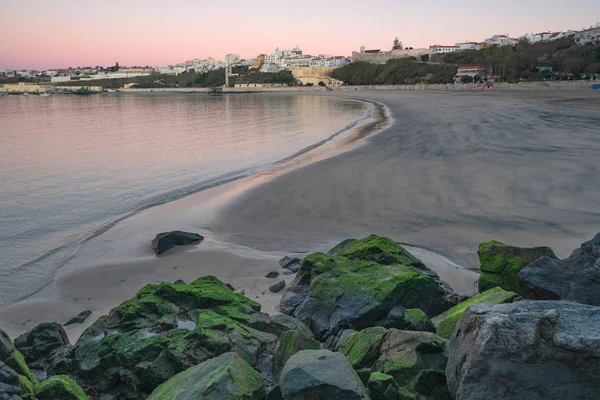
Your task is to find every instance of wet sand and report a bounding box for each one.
[1,90,598,341]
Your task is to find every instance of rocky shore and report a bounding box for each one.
[2,232,599,400]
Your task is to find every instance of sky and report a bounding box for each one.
[1,0,599,70]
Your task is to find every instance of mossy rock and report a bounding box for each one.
[65,276,278,399]
[340,327,448,399]
[0,329,36,383]
[35,375,88,400]
[436,287,521,339]
[367,372,420,400]
[147,352,265,400]
[272,330,320,377]
[18,375,35,400]
[282,235,455,341]
[478,240,556,295]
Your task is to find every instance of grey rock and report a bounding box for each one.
[266,271,280,278]
[0,362,18,386]
[64,310,92,326]
[151,231,204,255]
[269,280,286,293]
[446,300,600,400]
[279,350,369,400]
[279,256,301,272]
[14,322,69,365]
[519,232,600,305]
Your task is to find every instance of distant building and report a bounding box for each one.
[430,45,460,54]
[574,25,600,45]
[485,35,519,46]
[456,42,481,51]
[455,66,487,82]
[260,63,283,73]
[253,54,266,69]
[225,54,241,66]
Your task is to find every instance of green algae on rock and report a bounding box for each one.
[339,327,449,399]
[280,235,457,341]
[0,328,36,384]
[147,352,265,400]
[477,240,556,295]
[35,375,88,400]
[51,276,279,400]
[367,372,420,400]
[272,330,320,378]
[436,287,521,339]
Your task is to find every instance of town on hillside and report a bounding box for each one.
[1,22,599,93]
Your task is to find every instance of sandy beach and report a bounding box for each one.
[1,89,599,342]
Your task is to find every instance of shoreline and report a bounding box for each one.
[2,89,597,343]
[0,95,406,342]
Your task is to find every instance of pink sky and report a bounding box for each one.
[1,0,598,70]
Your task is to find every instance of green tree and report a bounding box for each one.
[393,38,403,50]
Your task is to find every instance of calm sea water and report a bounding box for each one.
[0,93,367,306]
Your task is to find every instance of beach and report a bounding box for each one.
[1,89,599,342]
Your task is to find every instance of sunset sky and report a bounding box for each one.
[1,0,599,69]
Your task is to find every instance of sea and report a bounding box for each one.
[0,93,369,307]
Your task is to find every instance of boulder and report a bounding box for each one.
[280,235,457,341]
[272,331,320,377]
[269,280,286,293]
[477,240,556,295]
[519,233,600,305]
[151,231,204,255]
[446,301,600,400]
[65,311,92,326]
[265,271,280,278]
[14,322,69,366]
[340,327,449,398]
[279,350,368,400]
[0,329,35,383]
[49,276,279,399]
[367,372,419,400]
[147,352,265,400]
[35,375,87,400]
[279,256,302,273]
[436,287,521,339]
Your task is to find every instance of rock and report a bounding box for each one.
[173,279,186,284]
[378,307,436,333]
[253,313,313,339]
[269,280,286,293]
[280,235,457,340]
[65,310,93,326]
[35,375,88,400]
[367,372,418,400]
[0,329,35,383]
[272,330,320,378]
[14,322,69,368]
[147,352,265,400]
[340,327,449,398]
[519,233,600,305]
[446,301,600,400]
[478,241,556,295]
[436,287,521,339]
[279,350,369,400]
[279,256,302,273]
[151,231,204,255]
[265,271,280,278]
[0,362,19,386]
[52,276,279,399]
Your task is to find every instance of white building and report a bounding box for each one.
[225,54,241,66]
[485,35,519,46]
[574,24,600,45]
[327,56,350,67]
[454,66,487,82]
[260,63,283,73]
[456,42,481,51]
[430,45,460,54]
